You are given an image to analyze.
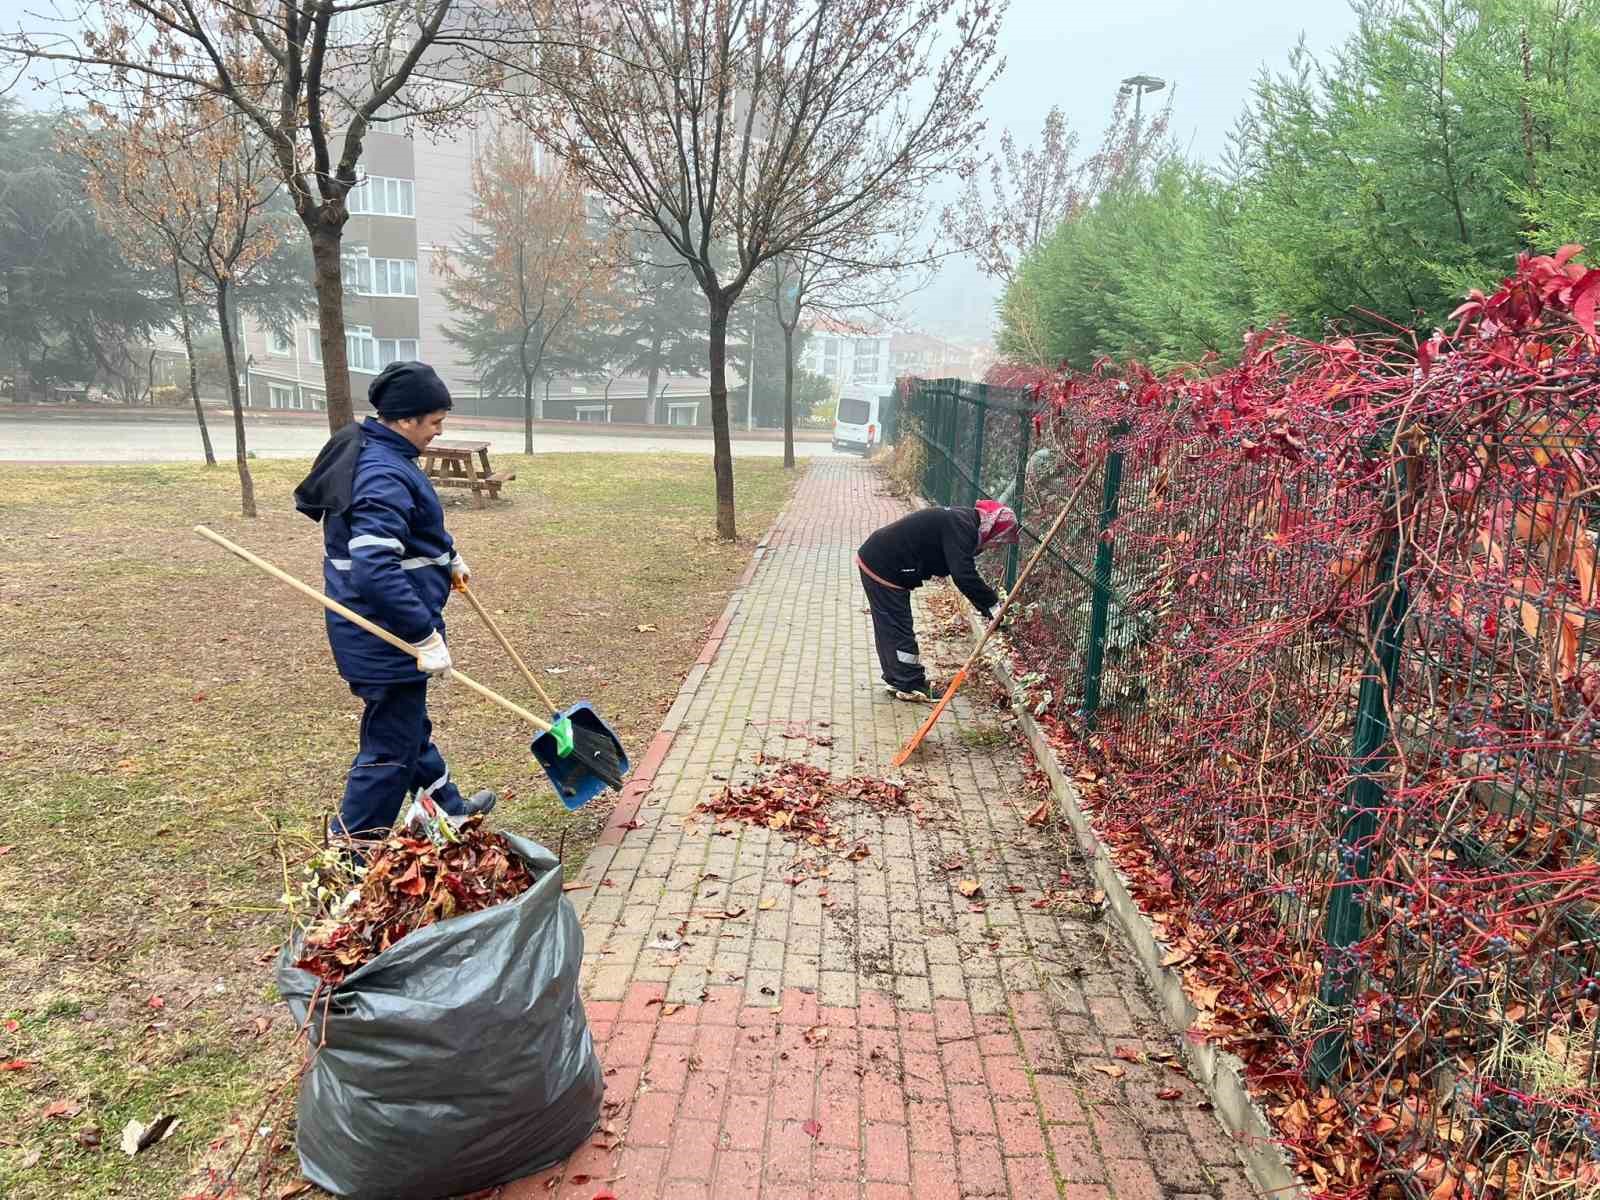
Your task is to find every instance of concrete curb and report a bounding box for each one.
[975,625,1308,1200]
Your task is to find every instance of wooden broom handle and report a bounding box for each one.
[455,583,560,712]
[966,467,1097,665]
[193,525,555,735]
[890,470,1100,768]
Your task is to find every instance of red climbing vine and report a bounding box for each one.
[991,248,1600,1200]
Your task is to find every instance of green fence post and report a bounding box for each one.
[1081,422,1127,730]
[1311,465,1411,1083]
[934,382,947,505]
[1006,404,1030,589]
[966,392,979,505]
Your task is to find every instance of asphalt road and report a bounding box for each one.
[0,415,849,463]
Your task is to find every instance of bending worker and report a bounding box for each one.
[856,499,1020,701]
[293,361,497,837]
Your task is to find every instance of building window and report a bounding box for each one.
[853,341,880,382]
[306,325,322,363]
[304,391,326,412]
[267,328,292,356]
[346,326,378,373]
[574,404,611,423]
[377,338,419,367]
[666,402,699,427]
[348,175,415,217]
[268,382,300,410]
[326,8,366,39]
[342,250,418,297]
[823,339,840,378]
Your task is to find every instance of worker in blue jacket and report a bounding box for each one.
[293,362,496,838]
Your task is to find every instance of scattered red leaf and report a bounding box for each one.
[802,1119,822,1139]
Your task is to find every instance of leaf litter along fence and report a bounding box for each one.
[899,250,1600,1200]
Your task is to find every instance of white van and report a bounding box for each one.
[832,384,893,455]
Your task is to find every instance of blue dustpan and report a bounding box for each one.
[531,701,630,811]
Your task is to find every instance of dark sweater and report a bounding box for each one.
[858,506,999,615]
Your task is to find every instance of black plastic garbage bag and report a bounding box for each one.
[276,832,603,1200]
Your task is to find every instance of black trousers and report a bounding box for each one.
[859,568,925,691]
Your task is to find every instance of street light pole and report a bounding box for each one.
[1119,72,1167,141]
[747,316,756,432]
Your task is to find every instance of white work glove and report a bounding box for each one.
[450,553,470,591]
[412,630,452,676]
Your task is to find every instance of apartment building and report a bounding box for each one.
[241,131,423,412]
[890,331,979,379]
[800,316,893,389]
[239,127,721,425]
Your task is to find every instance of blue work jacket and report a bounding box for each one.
[319,418,460,684]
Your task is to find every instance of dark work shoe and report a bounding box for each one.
[458,789,498,817]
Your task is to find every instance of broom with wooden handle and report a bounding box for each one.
[890,470,1097,768]
[454,583,560,713]
[193,525,627,798]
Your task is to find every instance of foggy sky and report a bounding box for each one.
[0,0,1365,342]
[910,0,1364,341]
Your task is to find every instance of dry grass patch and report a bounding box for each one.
[0,451,795,1198]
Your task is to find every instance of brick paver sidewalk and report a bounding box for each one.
[502,460,1260,1200]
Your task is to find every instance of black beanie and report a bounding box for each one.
[369,361,452,419]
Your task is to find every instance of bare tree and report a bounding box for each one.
[4,0,513,429]
[513,0,1004,539]
[764,248,921,468]
[940,89,1174,284]
[73,98,293,516]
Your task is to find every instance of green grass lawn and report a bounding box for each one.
[0,452,797,1199]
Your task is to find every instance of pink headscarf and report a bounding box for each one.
[975,500,1019,550]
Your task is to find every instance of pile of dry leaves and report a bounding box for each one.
[295,817,534,986]
[695,760,914,869]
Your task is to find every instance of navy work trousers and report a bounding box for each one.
[859,568,926,692]
[336,679,467,837]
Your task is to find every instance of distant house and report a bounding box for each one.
[890,331,977,378]
[486,372,723,427]
[801,316,893,389]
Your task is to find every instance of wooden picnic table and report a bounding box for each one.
[421,440,515,509]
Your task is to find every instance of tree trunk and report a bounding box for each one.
[1520,24,1539,194]
[519,326,535,454]
[782,323,796,470]
[646,351,662,426]
[8,271,32,403]
[216,281,257,518]
[309,227,354,430]
[174,257,216,466]
[707,298,737,540]
[522,370,535,455]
